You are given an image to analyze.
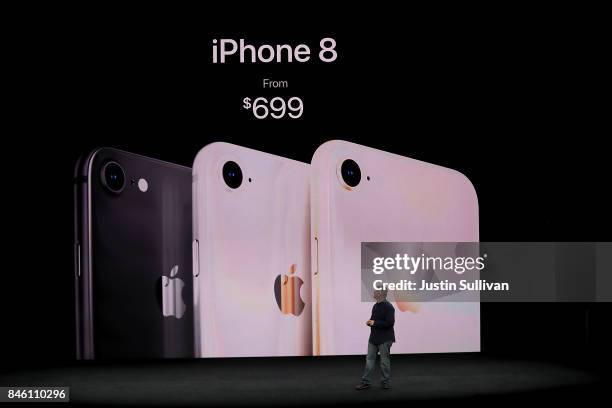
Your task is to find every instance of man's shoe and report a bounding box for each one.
[382,383,391,390]
[355,383,370,390]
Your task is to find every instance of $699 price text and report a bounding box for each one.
[242,97,303,119]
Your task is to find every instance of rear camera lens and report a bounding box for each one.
[341,159,361,188]
[101,161,126,194]
[223,161,243,189]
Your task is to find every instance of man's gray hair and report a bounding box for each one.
[374,289,388,299]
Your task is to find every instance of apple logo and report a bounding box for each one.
[274,264,305,316]
[157,265,186,319]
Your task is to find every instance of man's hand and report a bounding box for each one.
[366,320,374,327]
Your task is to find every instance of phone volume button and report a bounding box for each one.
[74,243,81,278]
[192,239,200,277]
[314,236,319,276]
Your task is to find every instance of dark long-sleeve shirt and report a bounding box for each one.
[369,300,395,345]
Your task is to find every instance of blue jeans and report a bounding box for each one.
[361,341,392,385]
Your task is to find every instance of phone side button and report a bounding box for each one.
[74,243,81,278]
[314,236,319,276]
[192,239,200,277]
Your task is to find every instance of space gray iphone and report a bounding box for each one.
[74,148,193,359]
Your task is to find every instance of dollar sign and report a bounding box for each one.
[242,97,251,110]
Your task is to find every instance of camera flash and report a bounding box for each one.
[138,178,148,192]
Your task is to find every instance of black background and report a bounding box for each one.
[3,8,610,369]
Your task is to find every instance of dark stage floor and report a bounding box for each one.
[1,354,608,407]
